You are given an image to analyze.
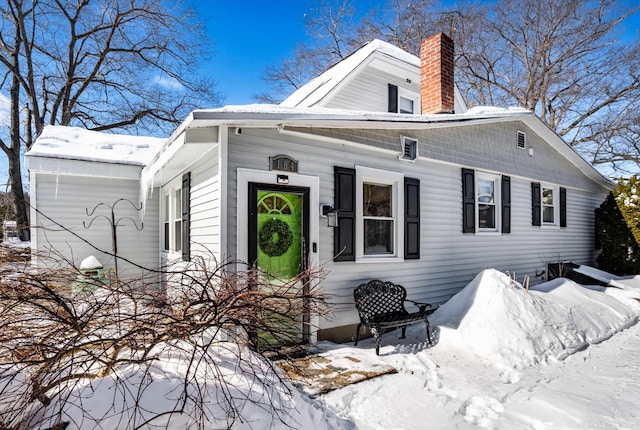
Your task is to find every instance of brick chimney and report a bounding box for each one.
[420,33,455,114]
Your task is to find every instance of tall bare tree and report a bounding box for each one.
[0,0,222,240]
[262,0,640,175]
[457,0,640,173]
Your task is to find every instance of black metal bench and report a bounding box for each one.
[353,279,435,355]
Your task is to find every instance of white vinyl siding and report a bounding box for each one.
[183,148,221,260]
[224,127,606,334]
[323,67,420,113]
[32,173,159,280]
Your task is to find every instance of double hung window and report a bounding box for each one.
[476,173,500,232]
[542,187,556,224]
[163,184,186,254]
[356,167,404,260]
[462,168,510,234]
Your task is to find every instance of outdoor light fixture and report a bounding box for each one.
[321,204,339,228]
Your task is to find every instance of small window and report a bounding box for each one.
[476,172,501,232]
[399,96,414,114]
[174,188,182,252]
[517,130,526,149]
[542,187,555,224]
[164,195,170,251]
[163,186,183,253]
[400,136,418,161]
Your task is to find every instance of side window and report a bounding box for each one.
[532,182,567,228]
[542,186,556,224]
[462,168,511,234]
[174,188,182,252]
[164,195,170,251]
[476,174,500,232]
[162,184,183,253]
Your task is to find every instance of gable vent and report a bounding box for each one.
[400,137,418,161]
[517,130,526,149]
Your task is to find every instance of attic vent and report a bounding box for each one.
[400,136,418,161]
[517,130,526,149]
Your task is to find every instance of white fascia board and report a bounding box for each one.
[186,108,534,129]
[142,129,218,187]
[28,156,142,179]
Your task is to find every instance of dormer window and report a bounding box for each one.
[399,96,414,114]
[388,84,419,115]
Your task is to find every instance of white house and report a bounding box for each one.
[28,33,612,343]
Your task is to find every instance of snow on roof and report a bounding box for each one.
[280,39,418,108]
[193,103,530,121]
[27,125,166,166]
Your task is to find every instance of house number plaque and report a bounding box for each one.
[269,155,298,173]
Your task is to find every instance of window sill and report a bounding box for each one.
[162,250,184,261]
[356,256,403,263]
[540,224,561,230]
[474,231,502,236]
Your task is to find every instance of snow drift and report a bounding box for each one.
[431,269,640,370]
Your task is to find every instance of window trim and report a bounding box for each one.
[162,179,184,257]
[541,183,560,227]
[475,171,501,233]
[398,88,419,114]
[355,166,404,261]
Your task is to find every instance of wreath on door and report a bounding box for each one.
[259,218,293,257]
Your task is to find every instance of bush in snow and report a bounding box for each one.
[0,247,330,429]
[596,178,640,275]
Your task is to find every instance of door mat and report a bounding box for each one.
[276,349,397,396]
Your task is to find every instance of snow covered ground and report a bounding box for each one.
[3,252,640,429]
[319,269,640,430]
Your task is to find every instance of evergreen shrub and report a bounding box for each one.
[596,177,640,275]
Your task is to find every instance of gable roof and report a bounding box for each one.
[281,40,416,108]
[280,39,468,113]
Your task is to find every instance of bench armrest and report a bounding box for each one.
[405,299,436,315]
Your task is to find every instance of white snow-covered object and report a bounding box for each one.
[79,255,103,271]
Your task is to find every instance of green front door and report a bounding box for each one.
[249,184,310,346]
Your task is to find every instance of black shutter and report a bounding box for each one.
[501,175,511,233]
[388,84,398,113]
[531,182,541,226]
[462,168,475,233]
[181,172,191,261]
[404,177,420,259]
[560,187,567,227]
[334,166,356,261]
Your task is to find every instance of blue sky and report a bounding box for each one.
[194,0,318,105]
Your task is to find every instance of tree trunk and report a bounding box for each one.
[8,148,29,241]
[8,29,29,242]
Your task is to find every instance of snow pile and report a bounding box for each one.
[34,341,348,430]
[27,125,165,166]
[431,269,639,370]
